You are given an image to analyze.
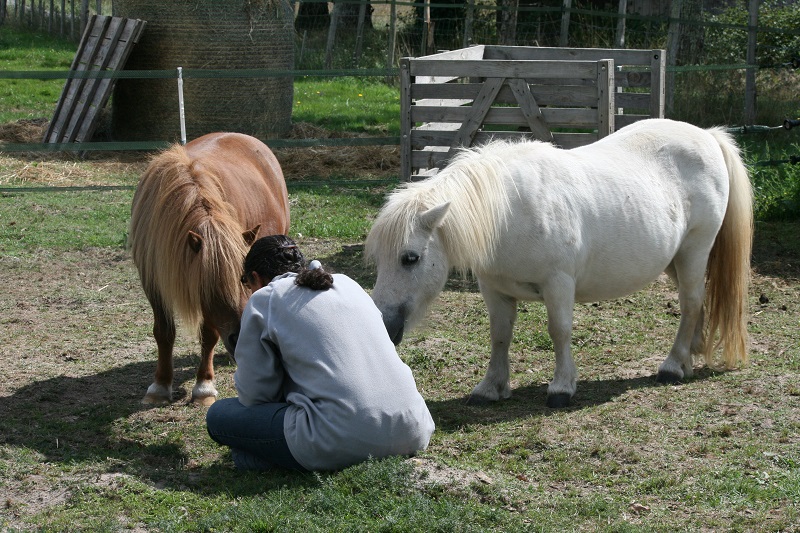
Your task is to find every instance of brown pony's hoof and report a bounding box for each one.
[142,394,171,406]
[143,383,172,405]
[192,395,216,406]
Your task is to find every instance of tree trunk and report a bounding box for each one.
[339,0,372,29]
[497,0,518,46]
[296,1,329,31]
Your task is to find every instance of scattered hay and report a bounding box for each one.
[0,118,48,144]
[0,119,400,181]
[275,122,400,180]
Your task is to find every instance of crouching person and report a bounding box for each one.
[206,235,435,471]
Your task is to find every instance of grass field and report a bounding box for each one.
[1,151,799,531]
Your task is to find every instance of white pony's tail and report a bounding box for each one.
[702,127,753,369]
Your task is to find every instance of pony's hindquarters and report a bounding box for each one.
[702,128,754,369]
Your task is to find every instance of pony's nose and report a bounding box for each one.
[226,333,239,355]
[390,326,404,346]
[382,306,406,345]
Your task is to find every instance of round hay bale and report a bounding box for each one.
[112,0,294,142]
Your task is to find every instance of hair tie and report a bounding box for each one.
[308,260,321,270]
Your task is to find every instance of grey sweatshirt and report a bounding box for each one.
[233,272,435,471]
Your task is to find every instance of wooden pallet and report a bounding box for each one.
[43,15,146,144]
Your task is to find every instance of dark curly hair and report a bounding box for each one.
[243,235,333,291]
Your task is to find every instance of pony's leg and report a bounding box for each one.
[467,284,516,404]
[143,301,176,405]
[192,322,220,406]
[657,253,708,383]
[664,264,705,356]
[543,276,577,408]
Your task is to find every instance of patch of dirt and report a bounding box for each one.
[3,473,71,521]
[409,457,494,489]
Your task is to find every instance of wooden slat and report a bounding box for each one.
[597,59,614,138]
[417,45,487,61]
[616,114,651,129]
[43,15,146,144]
[615,70,652,88]
[649,49,666,118]
[412,82,602,107]
[410,59,603,80]
[448,77,505,151]
[411,131,597,168]
[62,17,123,142]
[410,130,599,170]
[508,78,552,141]
[616,92,651,110]
[413,45,486,84]
[482,45,655,65]
[400,58,413,182]
[411,106,598,128]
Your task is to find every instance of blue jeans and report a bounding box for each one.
[206,397,306,472]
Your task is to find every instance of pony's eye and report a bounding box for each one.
[401,251,420,267]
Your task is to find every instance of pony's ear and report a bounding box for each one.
[242,225,261,246]
[418,202,451,231]
[187,231,203,253]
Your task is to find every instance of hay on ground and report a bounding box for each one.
[0,120,400,181]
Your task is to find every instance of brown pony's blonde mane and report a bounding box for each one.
[366,140,525,273]
[129,144,248,335]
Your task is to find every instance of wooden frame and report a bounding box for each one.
[43,15,146,144]
[401,45,665,180]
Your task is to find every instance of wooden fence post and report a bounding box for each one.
[559,0,571,47]
[422,0,432,56]
[615,0,627,48]
[325,1,340,69]
[498,0,518,46]
[353,0,367,66]
[463,0,474,48]
[386,0,397,77]
[665,0,683,114]
[79,0,88,36]
[744,0,758,125]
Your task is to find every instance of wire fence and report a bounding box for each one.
[3,0,799,66]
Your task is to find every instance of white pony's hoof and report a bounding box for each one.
[546,393,572,408]
[469,380,511,404]
[465,394,493,406]
[657,357,691,384]
[656,370,684,384]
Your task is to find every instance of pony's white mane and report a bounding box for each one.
[367,139,533,273]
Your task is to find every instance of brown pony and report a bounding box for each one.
[129,132,290,405]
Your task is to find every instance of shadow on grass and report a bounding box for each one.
[0,355,317,495]
[427,367,718,432]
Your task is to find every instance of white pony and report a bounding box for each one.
[365,119,753,407]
